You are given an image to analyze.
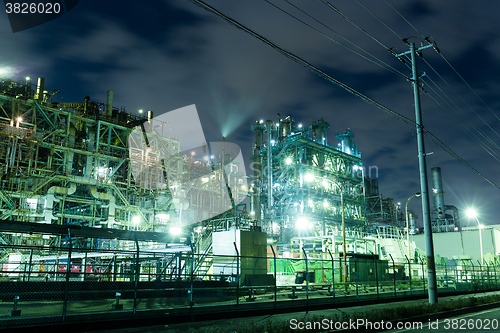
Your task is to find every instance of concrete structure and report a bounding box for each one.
[412,225,500,264]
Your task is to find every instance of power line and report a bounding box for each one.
[187,0,500,191]
[358,1,500,162]
[419,63,500,154]
[385,2,500,128]
[320,0,390,50]
[189,0,415,127]
[264,0,407,78]
[425,131,500,191]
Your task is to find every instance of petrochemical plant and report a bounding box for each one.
[0,76,494,288]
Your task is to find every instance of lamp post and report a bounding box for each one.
[466,209,483,266]
[405,193,421,261]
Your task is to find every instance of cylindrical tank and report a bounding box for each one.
[336,128,356,154]
[35,77,45,101]
[409,211,416,234]
[431,167,445,219]
[312,119,330,144]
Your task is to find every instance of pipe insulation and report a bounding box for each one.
[91,185,115,228]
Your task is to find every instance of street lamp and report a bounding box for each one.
[405,192,421,262]
[466,208,483,266]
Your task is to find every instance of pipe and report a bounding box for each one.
[266,120,273,222]
[251,121,265,226]
[91,185,115,228]
[44,183,77,224]
[445,205,460,231]
[35,77,45,101]
[431,167,445,219]
[106,90,114,117]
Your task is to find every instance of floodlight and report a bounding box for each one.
[170,225,182,235]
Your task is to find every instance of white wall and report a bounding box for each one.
[411,225,500,263]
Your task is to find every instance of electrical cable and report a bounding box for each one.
[420,71,500,154]
[355,0,403,40]
[421,58,500,141]
[384,1,500,131]
[420,85,500,162]
[265,0,407,78]
[189,0,416,128]
[425,131,500,191]
[370,2,500,164]
[187,0,500,191]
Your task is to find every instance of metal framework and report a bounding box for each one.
[251,116,365,240]
[0,77,248,258]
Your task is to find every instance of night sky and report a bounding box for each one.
[1,1,499,228]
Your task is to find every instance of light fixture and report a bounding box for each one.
[170,225,182,235]
[133,216,140,225]
[285,157,292,165]
[139,109,143,114]
[296,216,309,229]
[304,173,314,182]
[466,208,477,218]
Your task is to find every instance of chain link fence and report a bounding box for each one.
[1,241,499,328]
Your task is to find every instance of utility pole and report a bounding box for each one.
[395,41,438,304]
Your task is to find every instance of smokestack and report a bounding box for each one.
[431,167,445,219]
[106,90,114,117]
[35,77,45,101]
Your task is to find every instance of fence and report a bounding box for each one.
[1,242,499,328]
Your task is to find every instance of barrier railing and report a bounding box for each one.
[0,242,499,328]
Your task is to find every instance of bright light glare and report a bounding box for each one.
[296,217,308,229]
[298,123,302,128]
[466,208,477,218]
[170,225,182,235]
[323,201,329,208]
[139,109,143,114]
[25,76,30,81]
[0,68,9,76]
[16,117,22,123]
[133,216,141,225]
[285,157,292,165]
[304,173,314,182]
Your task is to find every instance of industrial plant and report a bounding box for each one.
[0,76,499,325]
